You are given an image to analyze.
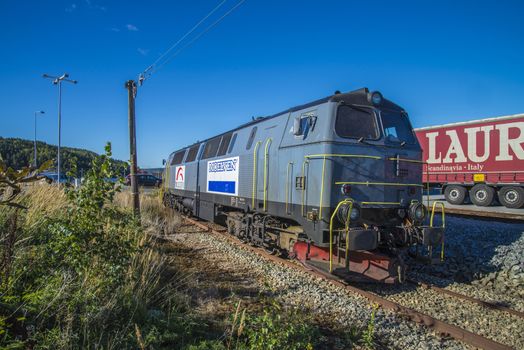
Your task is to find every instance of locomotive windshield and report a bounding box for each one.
[335,105,378,139]
[380,110,416,144]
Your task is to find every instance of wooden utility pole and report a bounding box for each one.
[125,80,140,218]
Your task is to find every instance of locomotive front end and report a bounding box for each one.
[310,89,445,282]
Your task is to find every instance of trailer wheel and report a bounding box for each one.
[469,184,495,206]
[497,186,524,209]
[444,185,466,205]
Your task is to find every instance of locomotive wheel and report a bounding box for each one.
[498,186,524,209]
[469,184,495,207]
[444,185,466,205]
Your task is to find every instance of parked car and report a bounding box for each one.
[125,174,162,187]
[40,172,73,185]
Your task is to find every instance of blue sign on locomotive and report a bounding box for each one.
[163,88,445,283]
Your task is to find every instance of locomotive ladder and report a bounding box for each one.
[430,200,446,262]
[329,199,354,273]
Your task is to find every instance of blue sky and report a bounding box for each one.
[1,0,523,167]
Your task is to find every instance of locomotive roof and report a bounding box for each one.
[183,87,403,148]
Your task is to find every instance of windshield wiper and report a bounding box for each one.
[357,137,372,145]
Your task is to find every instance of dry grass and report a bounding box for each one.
[115,189,181,236]
[20,183,69,231]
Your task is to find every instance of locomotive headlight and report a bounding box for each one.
[349,206,360,221]
[367,91,383,105]
[337,203,361,225]
[408,202,427,222]
[340,184,352,196]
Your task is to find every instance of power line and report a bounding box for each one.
[145,0,228,73]
[139,0,246,85]
[153,0,246,74]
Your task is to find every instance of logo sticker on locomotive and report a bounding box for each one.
[175,165,185,190]
[207,156,239,196]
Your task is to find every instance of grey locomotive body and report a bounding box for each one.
[163,88,443,282]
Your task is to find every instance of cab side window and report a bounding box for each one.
[246,127,257,150]
[202,137,221,159]
[170,149,186,165]
[185,144,200,162]
[228,133,237,153]
[217,132,233,156]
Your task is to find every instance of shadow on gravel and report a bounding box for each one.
[155,235,374,350]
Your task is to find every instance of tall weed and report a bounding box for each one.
[0,143,190,349]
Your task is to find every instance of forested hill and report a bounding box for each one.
[0,137,128,173]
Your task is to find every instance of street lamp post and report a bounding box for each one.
[42,73,77,184]
[33,110,45,167]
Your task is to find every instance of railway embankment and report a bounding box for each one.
[162,200,524,350]
[161,214,469,349]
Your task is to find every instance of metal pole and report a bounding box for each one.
[33,111,44,168]
[43,73,77,182]
[57,81,62,184]
[34,112,37,167]
[125,80,140,217]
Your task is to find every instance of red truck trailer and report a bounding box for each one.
[415,114,524,208]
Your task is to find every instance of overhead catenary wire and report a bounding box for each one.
[144,0,228,75]
[139,0,246,84]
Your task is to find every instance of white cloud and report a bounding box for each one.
[84,0,106,11]
[137,48,149,56]
[65,3,77,12]
[126,24,139,32]
[110,27,120,32]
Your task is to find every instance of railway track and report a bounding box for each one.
[182,216,519,350]
[405,279,524,319]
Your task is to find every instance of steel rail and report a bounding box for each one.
[180,216,514,350]
[406,279,524,319]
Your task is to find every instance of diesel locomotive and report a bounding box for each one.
[163,88,445,282]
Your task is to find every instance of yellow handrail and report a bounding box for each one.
[430,200,446,262]
[319,156,327,220]
[329,199,353,272]
[251,141,261,208]
[335,181,424,187]
[301,159,309,217]
[263,138,272,211]
[388,157,431,206]
[164,163,170,190]
[426,163,430,209]
[304,153,382,222]
[306,153,381,160]
[286,162,293,214]
[387,157,424,163]
[430,201,446,228]
[361,201,401,205]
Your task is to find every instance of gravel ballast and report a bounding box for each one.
[408,215,524,312]
[168,221,468,350]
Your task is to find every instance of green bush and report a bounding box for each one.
[1,144,371,349]
[0,143,203,349]
[226,301,317,350]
